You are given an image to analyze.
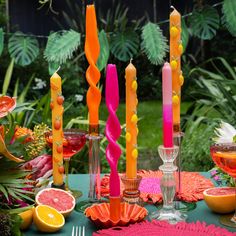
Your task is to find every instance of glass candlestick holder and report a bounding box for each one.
[121,175,142,204]
[149,145,187,224]
[87,134,103,202]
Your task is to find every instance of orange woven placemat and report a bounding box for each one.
[101,170,214,204]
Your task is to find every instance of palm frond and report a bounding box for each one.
[97,30,110,71]
[44,30,81,64]
[222,0,236,36]
[141,22,168,65]
[8,31,39,66]
[189,5,219,40]
[110,30,139,62]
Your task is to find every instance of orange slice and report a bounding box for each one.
[33,205,65,233]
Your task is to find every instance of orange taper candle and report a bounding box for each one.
[170,7,184,133]
[125,61,138,179]
[85,4,101,135]
[50,72,64,186]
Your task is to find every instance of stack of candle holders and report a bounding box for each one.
[149,145,187,224]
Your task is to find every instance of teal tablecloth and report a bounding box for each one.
[25,173,236,235]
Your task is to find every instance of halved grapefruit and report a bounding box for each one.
[35,188,75,217]
[203,187,236,214]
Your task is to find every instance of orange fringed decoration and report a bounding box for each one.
[170,7,184,133]
[85,5,101,135]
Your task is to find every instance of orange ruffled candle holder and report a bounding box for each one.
[84,202,148,229]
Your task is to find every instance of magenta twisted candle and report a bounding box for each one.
[105,64,122,197]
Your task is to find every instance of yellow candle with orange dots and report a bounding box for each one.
[170,7,184,133]
[50,72,64,187]
[125,61,138,179]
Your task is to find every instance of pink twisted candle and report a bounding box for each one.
[105,64,122,197]
[85,5,101,134]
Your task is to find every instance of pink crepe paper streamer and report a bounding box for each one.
[105,64,122,198]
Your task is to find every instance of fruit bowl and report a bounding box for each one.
[84,202,148,229]
[203,187,236,214]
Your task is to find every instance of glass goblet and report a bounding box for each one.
[45,129,87,198]
[210,143,236,228]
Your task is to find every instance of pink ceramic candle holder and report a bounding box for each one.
[84,202,148,229]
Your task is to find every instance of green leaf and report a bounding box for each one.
[0,28,4,56]
[141,22,168,65]
[189,6,219,40]
[8,32,39,66]
[110,30,139,62]
[48,61,60,76]
[97,30,109,71]
[44,30,81,64]
[0,184,9,201]
[181,19,189,52]
[17,74,34,104]
[222,0,236,36]
[2,58,14,95]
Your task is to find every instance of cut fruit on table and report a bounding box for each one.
[203,187,236,214]
[35,188,76,217]
[18,206,35,230]
[33,205,65,233]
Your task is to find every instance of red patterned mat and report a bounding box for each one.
[93,220,236,236]
[101,170,214,204]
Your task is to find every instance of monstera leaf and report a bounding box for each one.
[8,31,39,66]
[44,30,81,64]
[110,30,139,62]
[97,30,109,71]
[181,19,189,52]
[189,6,219,40]
[141,22,168,65]
[222,0,236,37]
[0,28,4,57]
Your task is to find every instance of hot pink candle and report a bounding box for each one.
[162,62,173,147]
[105,64,122,197]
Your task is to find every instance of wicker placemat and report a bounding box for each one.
[101,170,214,204]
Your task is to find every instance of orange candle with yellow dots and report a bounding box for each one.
[169,7,184,133]
[85,4,101,135]
[50,72,64,187]
[125,61,138,179]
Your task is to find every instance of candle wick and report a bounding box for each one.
[55,66,61,74]
[130,58,133,64]
[170,5,175,10]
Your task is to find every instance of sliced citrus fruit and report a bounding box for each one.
[33,205,65,233]
[203,187,236,214]
[19,206,35,230]
[35,188,75,217]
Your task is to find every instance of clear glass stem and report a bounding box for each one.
[161,170,176,210]
[64,159,70,191]
[87,135,101,201]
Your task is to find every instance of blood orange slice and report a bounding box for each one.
[203,187,236,214]
[35,188,75,217]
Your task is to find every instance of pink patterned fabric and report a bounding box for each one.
[101,170,214,203]
[93,220,236,236]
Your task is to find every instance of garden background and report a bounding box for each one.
[0,0,235,173]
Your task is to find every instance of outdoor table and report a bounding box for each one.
[25,173,236,235]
